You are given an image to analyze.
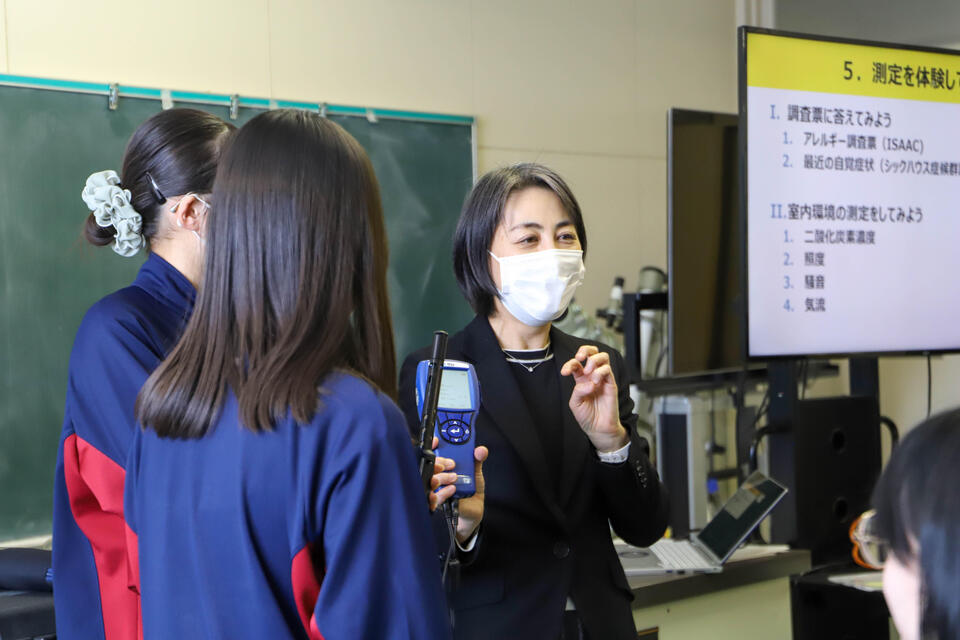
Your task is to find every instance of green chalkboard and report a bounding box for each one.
[0,82,475,542]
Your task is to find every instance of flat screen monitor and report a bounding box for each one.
[668,108,745,376]
[741,27,960,358]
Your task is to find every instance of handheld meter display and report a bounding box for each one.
[415,359,480,498]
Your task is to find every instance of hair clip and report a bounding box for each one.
[145,171,165,203]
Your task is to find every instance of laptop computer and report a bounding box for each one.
[618,470,788,575]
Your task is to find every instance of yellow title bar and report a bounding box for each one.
[747,32,960,104]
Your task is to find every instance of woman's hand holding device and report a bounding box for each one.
[430,437,488,542]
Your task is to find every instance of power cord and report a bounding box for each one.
[440,501,460,589]
[880,415,899,448]
[749,424,789,473]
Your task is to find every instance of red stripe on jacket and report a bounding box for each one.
[124,521,142,640]
[291,543,325,640]
[63,433,141,639]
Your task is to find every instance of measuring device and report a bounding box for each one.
[416,358,480,498]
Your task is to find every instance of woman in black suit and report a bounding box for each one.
[399,163,668,640]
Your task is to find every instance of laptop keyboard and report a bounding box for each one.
[651,539,710,569]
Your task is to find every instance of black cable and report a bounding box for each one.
[927,353,932,418]
[735,367,749,417]
[748,428,765,473]
[440,501,460,589]
[800,358,809,399]
[750,387,771,431]
[653,345,669,378]
[749,424,789,472]
[880,415,899,449]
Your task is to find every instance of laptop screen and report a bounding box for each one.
[695,471,787,562]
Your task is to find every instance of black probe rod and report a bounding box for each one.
[418,330,448,495]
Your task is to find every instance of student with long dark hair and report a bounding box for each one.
[125,109,451,640]
[865,408,960,640]
[52,108,233,640]
[399,163,668,639]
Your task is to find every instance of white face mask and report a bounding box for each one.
[489,249,586,327]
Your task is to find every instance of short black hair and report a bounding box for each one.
[873,407,960,638]
[452,163,587,317]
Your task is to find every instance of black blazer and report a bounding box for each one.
[399,315,668,640]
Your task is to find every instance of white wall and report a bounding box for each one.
[0,0,740,316]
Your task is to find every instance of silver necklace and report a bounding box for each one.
[503,344,554,373]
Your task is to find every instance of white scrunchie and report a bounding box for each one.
[81,170,145,257]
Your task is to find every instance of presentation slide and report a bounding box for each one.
[745,31,960,357]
